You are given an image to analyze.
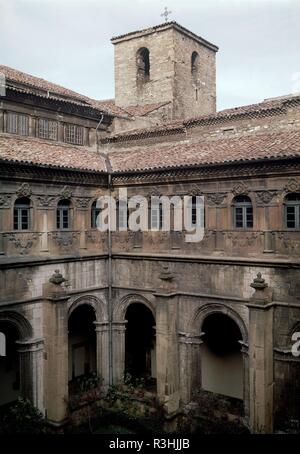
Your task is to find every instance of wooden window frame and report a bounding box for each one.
[7,112,29,136]
[233,196,253,229]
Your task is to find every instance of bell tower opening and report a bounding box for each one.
[137,47,150,84]
[112,22,218,118]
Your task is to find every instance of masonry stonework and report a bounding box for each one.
[0,21,299,434]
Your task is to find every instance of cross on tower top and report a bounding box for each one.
[161,6,172,22]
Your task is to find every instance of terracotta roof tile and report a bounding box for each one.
[105,95,300,142]
[108,130,300,172]
[1,129,299,174]
[0,134,106,172]
[0,64,91,104]
[0,64,169,119]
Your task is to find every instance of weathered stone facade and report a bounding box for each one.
[113,22,217,120]
[0,21,299,433]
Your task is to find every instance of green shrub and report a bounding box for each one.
[0,397,47,434]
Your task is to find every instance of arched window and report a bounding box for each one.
[191,51,200,80]
[13,197,31,230]
[284,193,300,229]
[57,199,71,230]
[137,47,150,82]
[91,200,101,229]
[233,195,253,229]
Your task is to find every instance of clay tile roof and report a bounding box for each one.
[0,64,91,104]
[0,134,106,172]
[0,64,173,119]
[108,130,300,173]
[104,95,300,142]
[90,99,129,117]
[0,64,124,117]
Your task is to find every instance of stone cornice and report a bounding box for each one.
[112,251,300,268]
[111,158,300,186]
[0,161,107,186]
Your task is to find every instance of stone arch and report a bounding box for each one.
[68,295,106,322]
[114,294,156,322]
[0,310,38,408]
[188,302,248,343]
[136,47,150,82]
[191,51,200,82]
[0,310,33,340]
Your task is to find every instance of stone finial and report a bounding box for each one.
[250,272,268,290]
[249,272,273,304]
[49,270,66,285]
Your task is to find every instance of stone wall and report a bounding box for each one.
[113,25,217,119]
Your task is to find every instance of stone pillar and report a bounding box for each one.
[94,321,110,386]
[154,265,180,416]
[40,210,49,252]
[155,293,180,415]
[0,109,4,133]
[239,340,250,422]
[247,273,274,433]
[78,208,87,250]
[43,270,70,425]
[58,122,64,142]
[17,338,45,414]
[178,332,203,404]
[112,321,127,385]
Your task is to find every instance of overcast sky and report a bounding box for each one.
[0,0,299,111]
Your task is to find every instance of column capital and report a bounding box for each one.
[178,331,204,345]
[16,337,44,353]
[238,340,249,355]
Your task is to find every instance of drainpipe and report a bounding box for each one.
[97,115,113,386]
[107,171,113,386]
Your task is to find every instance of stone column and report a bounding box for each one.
[178,332,203,404]
[17,338,45,414]
[0,109,4,133]
[247,272,274,433]
[40,210,49,252]
[239,340,250,422]
[94,321,110,386]
[154,265,180,416]
[112,321,127,385]
[42,270,70,425]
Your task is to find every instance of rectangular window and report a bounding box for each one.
[150,202,162,230]
[65,124,83,145]
[285,206,300,229]
[234,207,244,228]
[91,208,101,229]
[234,206,253,229]
[57,208,69,229]
[38,118,58,140]
[118,202,128,230]
[14,207,29,230]
[246,206,253,228]
[7,112,29,136]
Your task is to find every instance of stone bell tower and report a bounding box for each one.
[111,21,218,120]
